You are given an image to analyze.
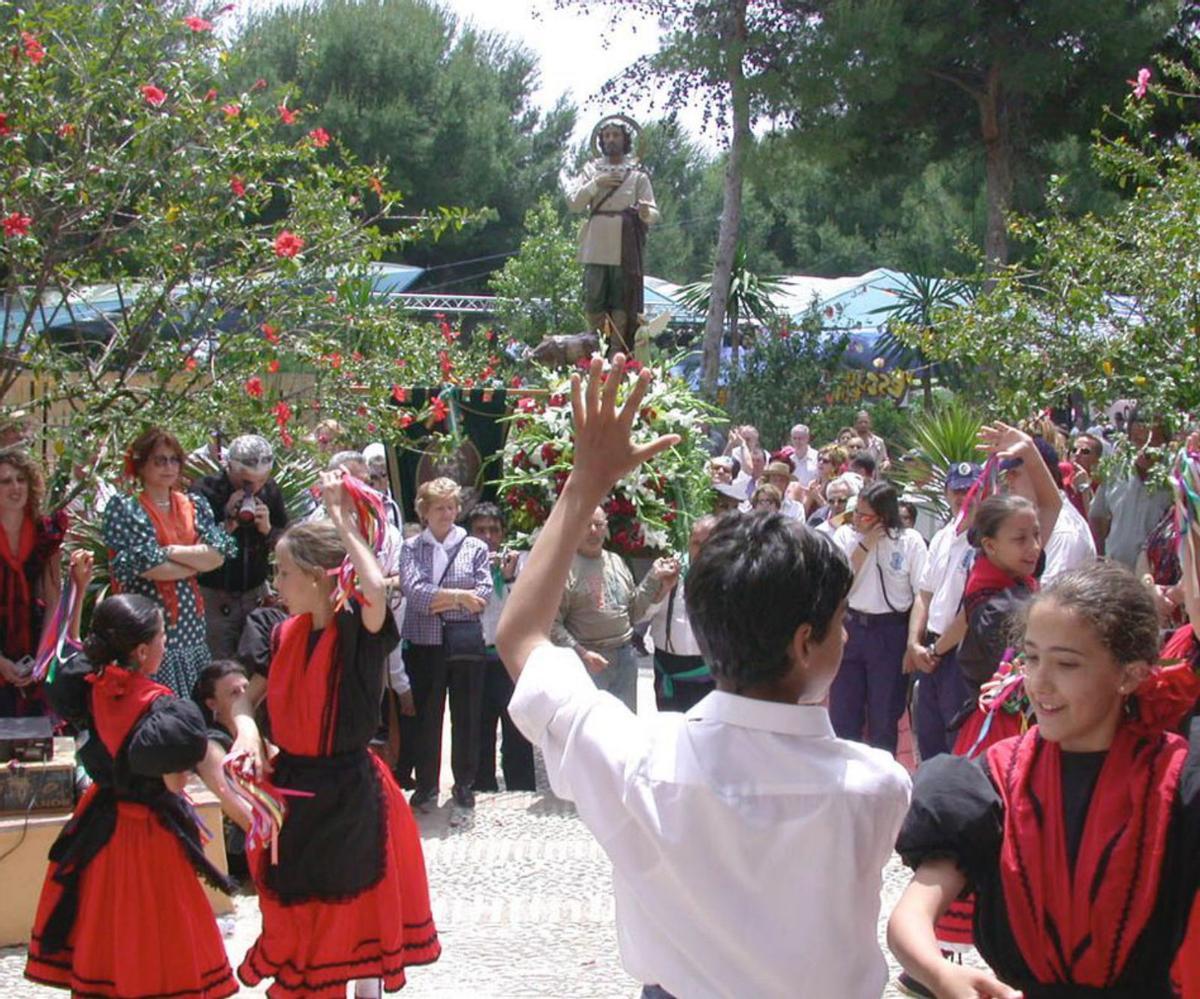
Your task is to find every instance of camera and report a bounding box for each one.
[237,491,258,523]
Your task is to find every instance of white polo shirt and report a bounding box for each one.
[1042,492,1097,583]
[834,525,928,614]
[919,522,975,635]
[509,643,912,999]
[790,447,820,488]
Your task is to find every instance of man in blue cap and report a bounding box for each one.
[904,461,981,759]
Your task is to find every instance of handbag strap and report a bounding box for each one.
[434,540,467,587]
[873,537,903,614]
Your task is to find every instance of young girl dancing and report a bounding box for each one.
[231,470,440,998]
[889,560,1200,998]
[25,553,241,998]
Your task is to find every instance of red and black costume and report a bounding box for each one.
[900,676,1200,996]
[25,657,237,998]
[237,607,440,998]
[0,508,67,716]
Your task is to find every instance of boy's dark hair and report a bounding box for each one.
[686,512,852,693]
[860,480,903,533]
[850,453,877,478]
[192,659,249,722]
[465,502,504,530]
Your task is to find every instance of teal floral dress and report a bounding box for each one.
[102,493,235,698]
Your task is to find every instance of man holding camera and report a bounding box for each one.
[191,434,289,657]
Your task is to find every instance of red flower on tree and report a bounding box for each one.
[267,359,280,373]
[184,356,197,371]
[229,176,246,197]
[203,88,218,102]
[277,102,297,125]
[245,376,264,398]
[21,32,45,65]
[252,78,268,91]
[368,175,384,196]
[438,350,454,379]
[260,322,279,344]
[0,114,10,138]
[57,122,75,138]
[273,230,304,258]
[141,84,167,107]
[430,396,449,422]
[326,352,343,370]
[221,103,240,119]
[391,384,408,403]
[3,212,33,238]
[281,429,294,449]
[308,127,331,148]
[273,401,293,427]
[399,414,414,429]
[183,15,213,32]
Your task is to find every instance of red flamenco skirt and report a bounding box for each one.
[25,789,237,998]
[238,754,441,998]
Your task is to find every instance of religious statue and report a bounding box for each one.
[566,114,659,356]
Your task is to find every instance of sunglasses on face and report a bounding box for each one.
[828,497,847,508]
[150,455,182,468]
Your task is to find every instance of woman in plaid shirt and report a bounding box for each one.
[400,478,492,812]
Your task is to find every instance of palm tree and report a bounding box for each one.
[677,244,786,375]
[890,397,984,520]
[869,272,973,410]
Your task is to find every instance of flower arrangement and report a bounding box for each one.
[496,356,723,556]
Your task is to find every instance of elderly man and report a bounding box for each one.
[551,506,677,712]
[810,474,861,538]
[192,434,289,657]
[854,410,890,470]
[781,424,819,488]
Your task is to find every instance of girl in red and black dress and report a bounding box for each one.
[888,561,1200,999]
[230,470,440,999]
[25,584,240,998]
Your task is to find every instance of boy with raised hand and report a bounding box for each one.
[497,356,912,998]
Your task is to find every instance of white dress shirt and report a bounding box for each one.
[919,523,974,635]
[789,448,820,488]
[641,577,702,657]
[834,525,928,614]
[509,643,912,999]
[1042,492,1096,584]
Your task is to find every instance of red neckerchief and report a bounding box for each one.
[0,514,35,658]
[87,665,173,756]
[267,613,341,756]
[963,554,1037,616]
[988,724,1188,986]
[137,491,202,626]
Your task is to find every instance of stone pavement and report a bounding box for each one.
[0,660,986,997]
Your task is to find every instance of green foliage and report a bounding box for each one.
[805,400,909,453]
[0,0,481,503]
[888,398,985,519]
[914,58,1200,423]
[487,196,585,344]
[232,0,575,285]
[723,311,848,451]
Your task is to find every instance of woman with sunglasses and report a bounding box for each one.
[102,428,234,697]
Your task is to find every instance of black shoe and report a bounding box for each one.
[451,784,475,809]
[408,787,437,812]
[896,972,935,998]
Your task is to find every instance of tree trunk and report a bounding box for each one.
[729,301,741,372]
[979,64,1013,278]
[700,0,749,399]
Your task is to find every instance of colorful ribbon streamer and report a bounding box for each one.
[332,474,388,612]
[955,454,1001,535]
[222,751,312,866]
[32,575,81,684]
[962,653,1030,758]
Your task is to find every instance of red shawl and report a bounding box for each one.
[989,725,1188,987]
[87,665,172,756]
[137,491,202,626]
[267,613,341,757]
[963,554,1037,616]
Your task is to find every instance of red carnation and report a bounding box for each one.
[268,359,280,373]
[510,375,523,388]
[229,175,246,197]
[540,443,559,464]
[399,413,414,429]
[326,352,342,370]
[516,397,538,413]
[391,385,408,403]
[21,32,45,65]
[273,230,304,258]
[3,212,32,238]
[221,103,241,119]
[277,102,297,125]
[183,15,213,32]
[548,393,566,408]
[245,376,264,398]
[308,127,330,148]
[141,84,167,107]
[260,322,279,344]
[430,396,449,422]
[273,400,293,427]
[203,88,218,102]
[281,429,294,449]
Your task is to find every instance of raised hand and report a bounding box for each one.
[978,421,1034,461]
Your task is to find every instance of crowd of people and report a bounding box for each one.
[1,376,1199,998]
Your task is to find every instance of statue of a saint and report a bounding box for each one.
[566,115,659,356]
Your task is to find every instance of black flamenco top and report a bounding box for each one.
[40,656,234,953]
[897,723,1200,998]
[251,606,399,903]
